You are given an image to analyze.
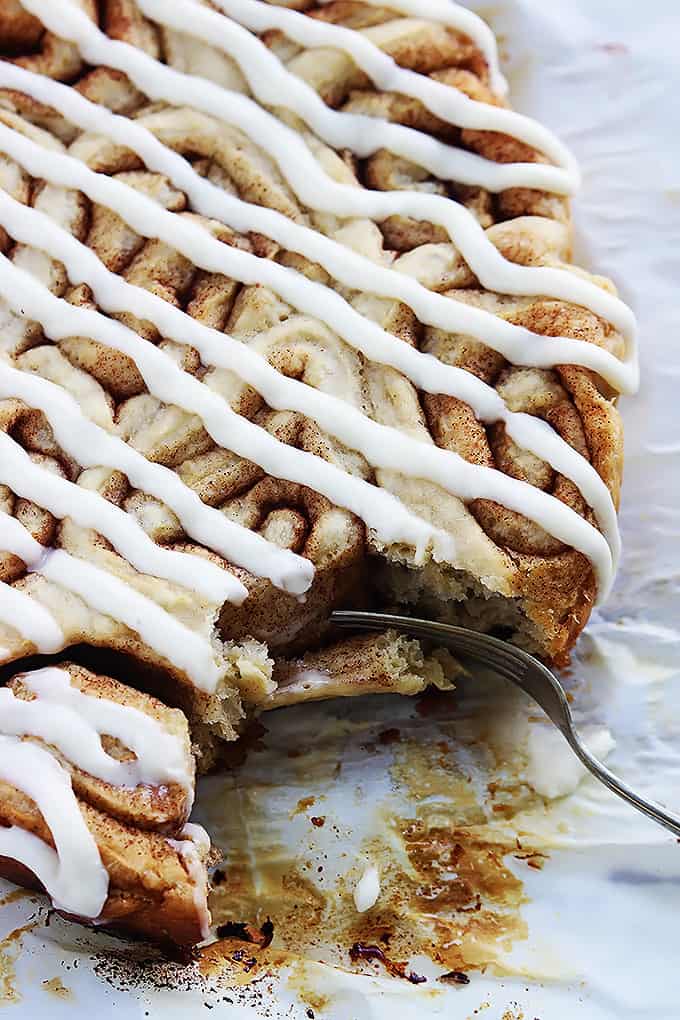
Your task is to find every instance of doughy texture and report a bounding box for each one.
[0,0,625,723]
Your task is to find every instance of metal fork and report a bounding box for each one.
[331,610,680,838]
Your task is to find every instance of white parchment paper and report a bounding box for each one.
[1,1,679,1017]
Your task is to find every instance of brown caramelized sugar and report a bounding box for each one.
[209,846,327,950]
[401,821,527,972]
[0,921,37,1005]
[202,695,541,986]
[205,811,530,984]
[40,976,72,1000]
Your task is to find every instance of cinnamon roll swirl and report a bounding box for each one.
[0,662,212,946]
[0,0,636,946]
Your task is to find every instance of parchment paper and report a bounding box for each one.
[1,2,679,1017]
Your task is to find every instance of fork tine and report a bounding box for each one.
[331,609,527,678]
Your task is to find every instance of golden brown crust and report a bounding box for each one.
[0,662,211,947]
[7,661,194,831]
[0,794,210,946]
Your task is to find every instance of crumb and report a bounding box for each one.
[349,942,426,984]
[378,728,401,745]
[41,976,72,999]
[292,796,316,817]
[439,970,470,985]
[216,918,274,948]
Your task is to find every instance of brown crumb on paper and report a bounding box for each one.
[41,977,72,1000]
[216,918,274,948]
[439,969,471,985]
[0,922,37,1005]
[292,796,316,817]
[378,728,401,745]
[349,942,426,984]
[514,851,548,871]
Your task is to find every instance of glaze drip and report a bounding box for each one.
[0,0,636,930]
[0,4,636,677]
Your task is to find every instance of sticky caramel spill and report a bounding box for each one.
[286,960,330,1014]
[209,844,327,958]
[199,937,294,987]
[41,976,72,999]
[373,735,533,976]
[400,819,528,974]
[0,889,30,908]
[0,922,36,1004]
[202,721,540,990]
[292,796,316,818]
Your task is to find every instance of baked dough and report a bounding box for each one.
[0,662,212,946]
[0,0,636,945]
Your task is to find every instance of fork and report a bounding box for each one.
[331,610,680,838]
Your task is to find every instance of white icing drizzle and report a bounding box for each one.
[0,666,193,794]
[138,0,573,195]
[0,734,108,918]
[0,73,622,567]
[320,0,508,98]
[0,430,243,606]
[0,361,311,598]
[0,249,614,594]
[14,1,638,365]
[0,84,627,561]
[0,131,626,574]
[211,0,512,117]
[167,822,211,941]
[0,191,619,575]
[0,252,459,567]
[353,862,381,913]
[0,64,634,395]
[0,669,202,922]
[0,2,633,923]
[0,580,64,653]
[0,111,635,403]
[0,509,223,692]
[0,0,638,667]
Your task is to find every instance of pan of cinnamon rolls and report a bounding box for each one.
[0,0,635,948]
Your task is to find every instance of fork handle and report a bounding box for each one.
[331,610,680,840]
[562,729,680,839]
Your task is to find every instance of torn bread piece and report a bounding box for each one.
[267,629,462,710]
[0,662,213,947]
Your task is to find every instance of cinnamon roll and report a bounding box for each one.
[0,0,636,946]
[0,662,212,946]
